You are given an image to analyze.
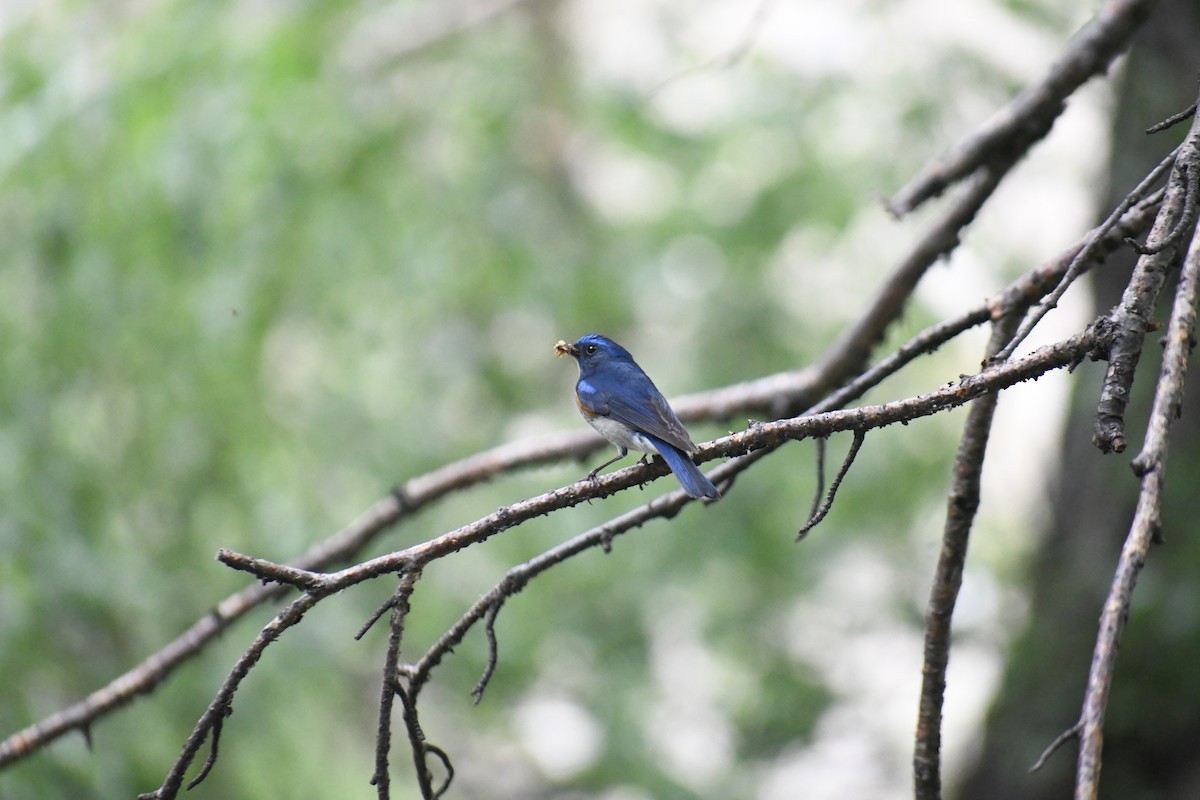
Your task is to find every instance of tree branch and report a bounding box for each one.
[887,0,1158,215]
[228,321,1115,596]
[797,430,865,538]
[914,312,1021,800]
[137,592,321,800]
[1094,100,1200,452]
[374,571,422,800]
[800,164,1008,416]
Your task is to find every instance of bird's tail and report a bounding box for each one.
[650,438,720,500]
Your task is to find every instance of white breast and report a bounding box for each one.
[584,414,656,454]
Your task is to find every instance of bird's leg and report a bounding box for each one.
[633,453,653,491]
[587,446,628,480]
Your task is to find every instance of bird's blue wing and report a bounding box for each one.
[599,380,698,455]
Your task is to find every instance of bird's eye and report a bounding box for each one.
[585,344,598,355]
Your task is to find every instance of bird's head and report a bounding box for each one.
[554,334,634,368]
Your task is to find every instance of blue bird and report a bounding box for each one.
[556,334,719,499]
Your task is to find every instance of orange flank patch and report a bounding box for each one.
[575,393,597,418]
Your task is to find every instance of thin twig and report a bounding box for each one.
[650,0,774,95]
[395,684,451,800]
[797,431,865,539]
[470,603,504,703]
[994,148,1179,361]
[185,706,229,791]
[1145,102,1197,134]
[358,593,401,642]
[373,571,421,800]
[807,437,828,522]
[403,469,732,700]
[1031,720,1082,772]
[217,552,330,593]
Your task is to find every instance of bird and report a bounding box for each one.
[555,334,719,499]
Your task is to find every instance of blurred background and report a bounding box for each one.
[2,1,1198,798]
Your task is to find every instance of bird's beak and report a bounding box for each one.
[554,340,578,358]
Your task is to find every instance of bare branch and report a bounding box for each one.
[296,325,1116,590]
[137,592,320,800]
[1094,106,1200,453]
[395,682,453,800]
[385,311,1117,765]
[1031,721,1082,773]
[393,325,1106,790]
[374,572,422,800]
[806,437,828,523]
[815,187,1161,422]
[404,482,699,699]
[470,602,504,704]
[887,0,1158,215]
[358,592,403,642]
[403,449,768,709]
[185,705,229,791]
[797,430,865,539]
[914,313,1021,800]
[1145,102,1198,135]
[1131,232,1200,476]
[217,550,331,593]
[803,166,1008,413]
